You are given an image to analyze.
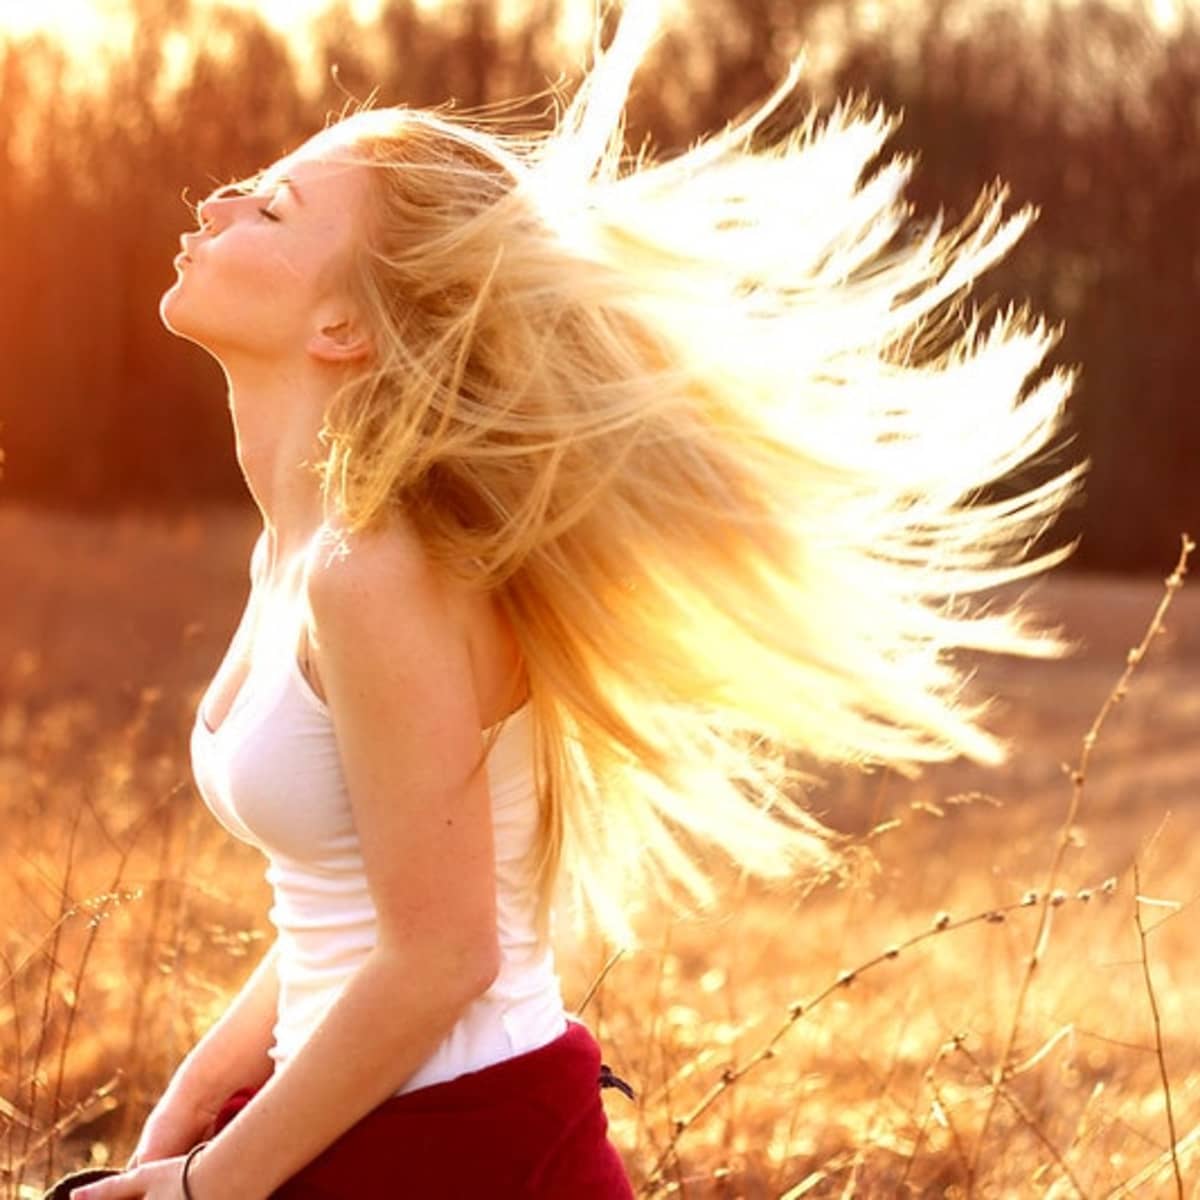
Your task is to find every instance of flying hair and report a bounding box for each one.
[296,6,1083,948]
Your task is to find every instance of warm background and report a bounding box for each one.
[2,1,1198,1196]
[0,0,1197,569]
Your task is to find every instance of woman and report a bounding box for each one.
[65,10,1080,1200]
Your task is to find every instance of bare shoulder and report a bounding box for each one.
[300,515,525,729]
[301,515,472,656]
[296,516,476,726]
[306,517,447,610]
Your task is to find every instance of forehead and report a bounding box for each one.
[261,132,366,198]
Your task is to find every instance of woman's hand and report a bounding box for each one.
[124,1089,220,1169]
[71,1154,190,1198]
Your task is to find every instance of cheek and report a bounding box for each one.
[163,245,320,350]
[221,240,310,296]
[202,240,325,331]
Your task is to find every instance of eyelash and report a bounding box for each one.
[259,207,281,222]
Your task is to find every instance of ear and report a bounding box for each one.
[307,316,372,364]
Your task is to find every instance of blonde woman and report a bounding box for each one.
[61,10,1080,1200]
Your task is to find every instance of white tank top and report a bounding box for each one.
[189,628,567,1094]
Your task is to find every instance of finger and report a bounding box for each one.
[72,1169,141,1199]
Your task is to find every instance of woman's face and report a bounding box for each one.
[160,134,370,366]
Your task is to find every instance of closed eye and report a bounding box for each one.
[259,207,282,222]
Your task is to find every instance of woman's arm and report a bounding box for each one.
[78,523,498,1200]
[167,938,281,1109]
[126,531,281,1163]
[123,940,280,1170]
[182,523,500,1200]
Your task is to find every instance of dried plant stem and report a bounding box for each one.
[15,800,84,1197]
[896,1038,970,1196]
[971,533,1194,1181]
[45,786,144,1185]
[5,1074,123,1175]
[3,946,26,1186]
[577,945,626,1016]
[641,883,1112,1191]
[838,1002,917,1199]
[1106,1124,1200,1198]
[115,795,179,1156]
[929,1075,972,1187]
[1130,860,1184,1200]
[953,1037,1088,1199]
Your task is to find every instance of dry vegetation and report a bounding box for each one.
[1,506,1197,1198]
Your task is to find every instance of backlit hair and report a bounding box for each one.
[299,14,1081,947]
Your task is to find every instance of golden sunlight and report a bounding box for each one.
[0,0,384,94]
[0,0,383,58]
[0,0,1183,53]
[0,0,605,50]
[0,0,116,42]
[0,0,602,93]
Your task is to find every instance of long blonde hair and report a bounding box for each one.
[305,14,1082,947]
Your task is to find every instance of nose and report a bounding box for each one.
[196,195,223,232]
[196,183,243,232]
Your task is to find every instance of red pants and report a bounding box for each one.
[207,1021,635,1199]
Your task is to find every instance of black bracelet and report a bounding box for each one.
[181,1140,210,1200]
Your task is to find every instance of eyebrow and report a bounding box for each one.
[258,173,305,206]
[278,176,306,206]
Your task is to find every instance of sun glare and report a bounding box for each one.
[0,0,384,56]
[0,0,615,51]
[0,0,638,99]
[0,0,390,94]
[0,0,115,43]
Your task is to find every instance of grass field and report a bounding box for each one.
[1,504,1197,1198]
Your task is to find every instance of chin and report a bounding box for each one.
[159,279,187,333]
[159,285,208,347]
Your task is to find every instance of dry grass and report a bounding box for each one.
[1,505,1197,1198]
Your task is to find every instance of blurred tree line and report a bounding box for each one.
[0,0,1194,572]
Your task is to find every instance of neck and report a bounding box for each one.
[222,356,336,575]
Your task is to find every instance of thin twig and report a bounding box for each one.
[15,798,85,1197]
[2,946,24,1186]
[897,1037,971,1197]
[953,1037,1089,1199]
[1131,860,1184,1200]
[116,792,177,1155]
[642,882,1113,1189]
[47,778,144,1183]
[929,1076,972,1187]
[1105,1125,1200,1198]
[4,1074,123,1174]
[971,533,1193,1180]
[577,945,626,1016]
